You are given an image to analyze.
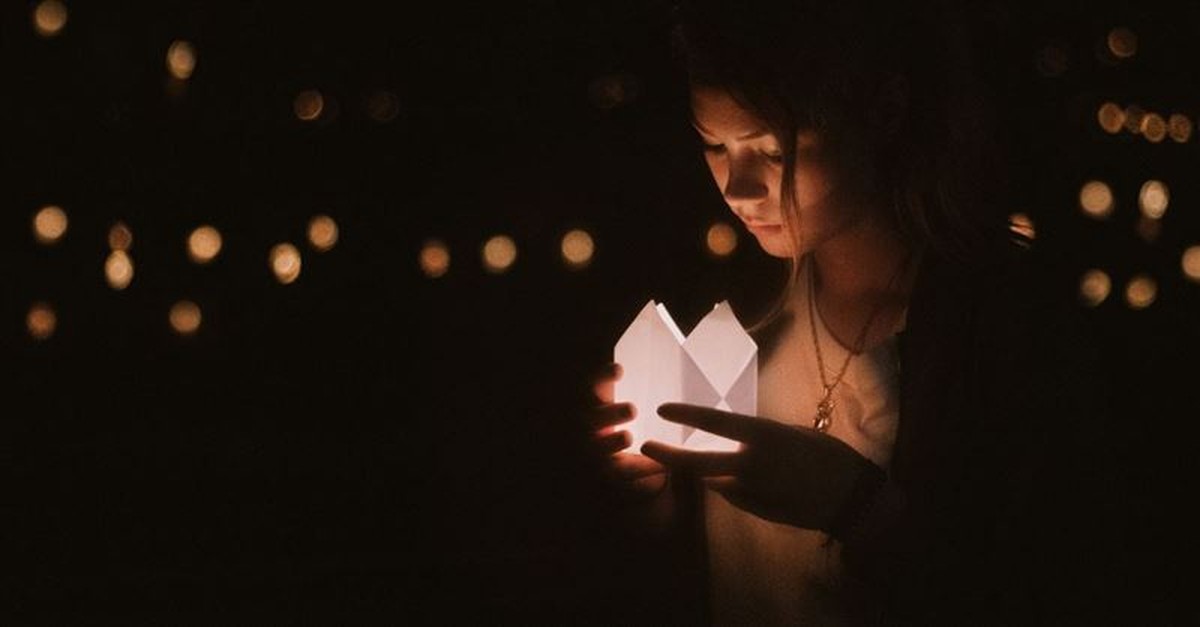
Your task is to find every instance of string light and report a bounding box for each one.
[419,240,451,278]
[1182,246,1200,283]
[166,40,197,80]
[482,235,517,274]
[169,300,202,335]
[105,250,134,290]
[27,302,57,340]
[706,222,738,257]
[294,90,324,122]
[1168,114,1193,143]
[1079,181,1114,219]
[1124,275,1157,310]
[188,226,223,264]
[1123,105,1146,134]
[307,215,338,252]
[1079,270,1111,307]
[1106,27,1138,59]
[561,229,595,270]
[33,205,68,244]
[1138,180,1169,219]
[32,0,67,38]
[108,222,133,251]
[1097,102,1125,134]
[270,243,302,284]
[1008,213,1036,241]
[1140,113,1167,143]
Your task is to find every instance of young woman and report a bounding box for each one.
[587,1,1114,624]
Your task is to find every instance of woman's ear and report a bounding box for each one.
[871,74,910,136]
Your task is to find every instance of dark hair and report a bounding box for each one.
[670,0,1010,324]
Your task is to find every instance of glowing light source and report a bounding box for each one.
[1182,246,1200,283]
[1141,113,1167,143]
[270,243,302,284]
[419,240,451,278]
[294,90,324,122]
[561,229,595,269]
[706,222,738,257]
[366,90,400,123]
[1168,114,1193,143]
[307,215,338,252]
[1097,102,1125,134]
[1079,181,1114,219]
[187,226,223,264]
[27,302,57,340]
[32,0,67,38]
[1124,275,1157,309]
[1123,105,1146,134]
[105,250,134,290]
[166,40,197,80]
[1008,213,1036,241]
[33,205,68,244]
[482,235,518,274]
[1138,180,1169,219]
[108,222,133,251]
[1107,27,1138,59]
[169,300,202,335]
[1079,270,1111,307]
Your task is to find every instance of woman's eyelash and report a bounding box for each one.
[701,142,725,153]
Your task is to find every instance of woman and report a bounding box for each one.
[587,1,1115,624]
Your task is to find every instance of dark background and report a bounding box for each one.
[4,0,1197,623]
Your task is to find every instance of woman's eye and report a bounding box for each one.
[762,149,783,163]
[702,142,726,154]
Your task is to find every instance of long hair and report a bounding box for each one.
[670,0,1010,330]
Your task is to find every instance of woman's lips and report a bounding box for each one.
[744,222,783,234]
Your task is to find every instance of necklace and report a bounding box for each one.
[807,252,912,432]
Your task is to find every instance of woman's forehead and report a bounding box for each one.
[689,87,768,135]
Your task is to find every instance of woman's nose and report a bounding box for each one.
[723,158,769,206]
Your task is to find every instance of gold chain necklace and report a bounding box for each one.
[807,252,912,432]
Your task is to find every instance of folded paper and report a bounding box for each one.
[613,300,757,452]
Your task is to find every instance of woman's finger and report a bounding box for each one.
[657,403,787,445]
[594,428,632,456]
[589,402,635,430]
[611,451,666,478]
[640,440,742,476]
[591,362,622,403]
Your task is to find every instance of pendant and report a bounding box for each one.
[813,389,835,432]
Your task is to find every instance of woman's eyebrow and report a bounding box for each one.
[690,119,770,140]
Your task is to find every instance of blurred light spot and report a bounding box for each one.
[166,40,197,80]
[188,226,223,264]
[419,240,450,278]
[1125,275,1156,309]
[27,302,57,340]
[1079,270,1111,307]
[366,90,400,123]
[34,205,68,244]
[33,0,67,38]
[1097,102,1125,134]
[706,222,738,257]
[1079,181,1114,219]
[1138,180,1169,219]
[588,73,639,109]
[1168,114,1193,143]
[1107,27,1137,59]
[1034,45,1068,77]
[482,235,517,274]
[108,221,133,251]
[1141,113,1167,143]
[270,243,302,284]
[561,229,595,269]
[1008,213,1036,241]
[1182,246,1200,283]
[1123,105,1146,134]
[1136,216,1161,243]
[170,300,202,335]
[105,250,134,290]
[294,89,324,122]
[307,215,338,252]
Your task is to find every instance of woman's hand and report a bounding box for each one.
[586,363,669,501]
[640,403,884,534]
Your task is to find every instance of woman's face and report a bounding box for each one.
[691,86,863,260]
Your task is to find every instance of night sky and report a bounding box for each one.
[6,1,1198,622]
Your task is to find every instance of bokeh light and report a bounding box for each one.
[294,89,325,122]
[1034,45,1068,78]
[482,235,518,274]
[419,240,451,278]
[27,302,57,340]
[1097,102,1125,134]
[588,73,639,109]
[32,0,68,38]
[366,90,400,123]
[166,40,197,80]
[307,215,339,252]
[187,226,223,264]
[1136,216,1161,243]
[706,222,738,257]
[1079,181,1114,219]
[1168,114,1193,143]
[1123,105,1146,134]
[105,250,134,290]
[1182,246,1200,283]
[1079,270,1112,307]
[169,300,202,335]
[270,243,302,284]
[34,205,68,244]
[1008,213,1036,241]
[1141,113,1167,143]
[1124,275,1157,310]
[108,221,133,251]
[1107,27,1138,59]
[1138,180,1169,219]
[561,229,595,270]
